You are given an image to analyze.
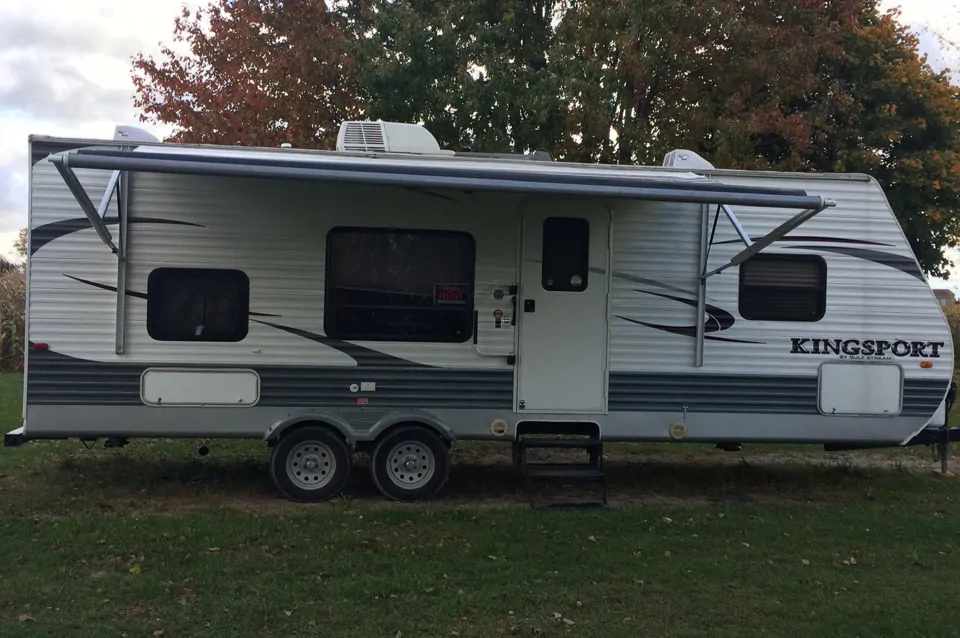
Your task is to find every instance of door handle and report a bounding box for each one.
[524,299,536,313]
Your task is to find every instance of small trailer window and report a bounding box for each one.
[325,227,476,342]
[542,217,589,292]
[147,268,250,341]
[739,254,826,322]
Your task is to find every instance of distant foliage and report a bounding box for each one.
[943,301,960,377]
[0,230,27,371]
[0,259,24,372]
[133,0,960,276]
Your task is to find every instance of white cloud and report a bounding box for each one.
[0,0,194,260]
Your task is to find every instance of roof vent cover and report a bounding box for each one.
[336,121,443,155]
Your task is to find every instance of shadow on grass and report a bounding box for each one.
[1,441,945,517]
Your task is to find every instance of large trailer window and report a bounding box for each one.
[325,227,476,342]
[739,254,826,322]
[147,268,250,342]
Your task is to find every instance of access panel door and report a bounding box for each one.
[515,199,610,413]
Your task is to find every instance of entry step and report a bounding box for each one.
[518,437,603,450]
[524,464,605,481]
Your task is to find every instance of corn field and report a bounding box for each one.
[0,266,25,372]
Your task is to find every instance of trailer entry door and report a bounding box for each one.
[516,200,609,413]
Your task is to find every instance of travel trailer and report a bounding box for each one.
[6,121,958,503]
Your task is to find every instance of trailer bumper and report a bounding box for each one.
[4,427,27,448]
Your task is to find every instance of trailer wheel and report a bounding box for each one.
[269,426,351,502]
[370,426,450,502]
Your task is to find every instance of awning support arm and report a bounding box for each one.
[115,170,129,355]
[48,155,119,253]
[721,204,752,248]
[694,197,837,367]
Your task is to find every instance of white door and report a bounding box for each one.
[516,199,609,413]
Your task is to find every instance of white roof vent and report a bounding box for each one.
[663,149,715,170]
[336,121,447,155]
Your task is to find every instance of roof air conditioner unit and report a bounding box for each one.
[113,125,160,143]
[336,121,446,155]
[662,149,715,170]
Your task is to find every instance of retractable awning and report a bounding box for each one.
[46,142,838,365]
[52,145,831,210]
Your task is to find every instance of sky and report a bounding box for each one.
[0,0,958,282]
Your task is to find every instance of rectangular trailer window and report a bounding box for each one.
[325,227,476,342]
[739,254,826,322]
[542,217,589,292]
[147,268,250,342]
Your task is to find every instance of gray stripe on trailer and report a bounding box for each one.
[608,372,948,416]
[608,372,820,414]
[26,350,514,409]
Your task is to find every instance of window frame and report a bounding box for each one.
[737,253,827,323]
[323,225,477,343]
[146,267,251,342]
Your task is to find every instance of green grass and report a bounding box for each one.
[2,373,960,637]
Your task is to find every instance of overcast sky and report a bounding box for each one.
[1,0,958,285]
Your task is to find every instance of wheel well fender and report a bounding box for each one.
[368,413,454,448]
[263,414,353,445]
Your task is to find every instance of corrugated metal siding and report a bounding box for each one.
[608,176,953,386]
[28,164,519,370]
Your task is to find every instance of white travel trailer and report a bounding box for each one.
[6,121,957,503]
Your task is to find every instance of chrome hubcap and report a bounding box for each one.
[386,441,435,490]
[286,441,336,490]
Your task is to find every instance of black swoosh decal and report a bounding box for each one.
[786,245,924,281]
[615,315,765,344]
[63,275,281,317]
[251,319,433,368]
[587,266,702,298]
[63,275,415,365]
[635,289,735,332]
[616,289,765,344]
[31,217,205,255]
[63,275,148,300]
[712,236,892,247]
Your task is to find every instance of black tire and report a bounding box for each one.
[269,426,351,502]
[370,426,450,502]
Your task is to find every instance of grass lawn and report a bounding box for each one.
[2,373,960,637]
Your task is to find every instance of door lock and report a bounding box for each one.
[524,299,536,313]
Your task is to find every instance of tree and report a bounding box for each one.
[133,0,960,275]
[342,0,566,153]
[807,8,960,276]
[13,228,26,262]
[132,0,361,148]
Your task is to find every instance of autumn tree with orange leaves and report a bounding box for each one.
[132,0,361,148]
[133,0,960,276]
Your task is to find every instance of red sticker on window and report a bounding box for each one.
[435,283,469,305]
[357,397,369,405]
